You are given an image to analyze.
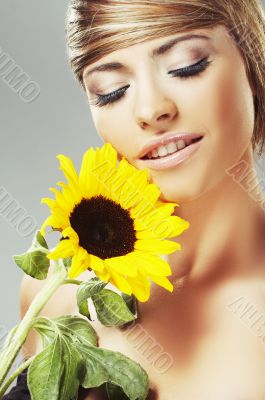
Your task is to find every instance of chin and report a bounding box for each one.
[155,177,211,204]
[148,159,223,205]
[158,188,193,204]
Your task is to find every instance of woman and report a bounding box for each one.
[6,0,265,399]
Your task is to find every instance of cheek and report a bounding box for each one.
[91,107,132,157]
[203,58,255,161]
[142,61,255,203]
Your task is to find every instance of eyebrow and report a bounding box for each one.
[84,33,211,80]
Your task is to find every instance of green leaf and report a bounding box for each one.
[32,230,48,250]
[79,300,91,320]
[54,315,98,347]
[28,315,98,400]
[28,336,85,400]
[121,294,138,317]
[76,278,107,318]
[78,344,149,400]
[30,315,149,400]
[105,382,130,399]
[34,321,55,348]
[91,289,136,327]
[13,230,50,280]
[28,337,63,399]
[59,341,85,400]
[13,250,50,280]
[34,315,98,348]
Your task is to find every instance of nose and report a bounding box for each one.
[135,75,178,131]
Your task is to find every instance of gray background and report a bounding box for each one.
[0,1,265,335]
[0,0,102,334]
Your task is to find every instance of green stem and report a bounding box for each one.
[0,357,33,398]
[63,279,82,285]
[0,260,67,387]
[0,325,18,355]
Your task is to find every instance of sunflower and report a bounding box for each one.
[40,143,190,302]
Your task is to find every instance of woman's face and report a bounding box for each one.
[83,24,256,203]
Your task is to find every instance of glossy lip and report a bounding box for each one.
[137,132,204,159]
[139,136,204,170]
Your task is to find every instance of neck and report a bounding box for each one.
[168,148,265,290]
[135,149,265,354]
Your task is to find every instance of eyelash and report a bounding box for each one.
[89,57,212,108]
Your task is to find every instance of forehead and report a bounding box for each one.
[83,25,233,80]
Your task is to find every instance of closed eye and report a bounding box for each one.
[89,85,130,108]
[89,57,212,108]
[169,57,212,78]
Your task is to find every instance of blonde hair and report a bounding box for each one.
[66,0,265,155]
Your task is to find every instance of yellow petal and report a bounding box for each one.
[132,287,150,302]
[99,142,118,169]
[105,253,138,277]
[145,203,177,220]
[40,216,53,236]
[68,247,90,279]
[130,184,163,218]
[129,170,149,188]
[150,216,190,239]
[117,158,132,179]
[56,154,79,186]
[135,222,179,241]
[109,174,126,203]
[97,159,126,206]
[119,170,147,208]
[132,251,172,276]
[117,165,149,209]
[130,184,161,219]
[57,181,82,205]
[165,217,190,238]
[48,187,74,215]
[79,147,98,197]
[135,230,152,240]
[90,254,108,274]
[62,226,79,243]
[95,266,111,282]
[109,269,132,295]
[134,239,181,254]
[41,197,57,209]
[40,215,63,236]
[133,215,150,232]
[126,270,151,302]
[136,203,176,228]
[149,274,174,292]
[101,169,123,200]
[137,215,190,240]
[90,153,116,198]
[140,183,161,205]
[47,207,69,228]
[120,183,141,210]
[47,239,75,260]
[118,159,150,189]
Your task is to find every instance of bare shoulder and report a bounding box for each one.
[20,260,73,318]
[20,260,100,316]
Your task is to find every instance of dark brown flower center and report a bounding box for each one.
[69,195,137,259]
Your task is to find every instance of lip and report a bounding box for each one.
[137,132,204,160]
[139,136,204,171]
